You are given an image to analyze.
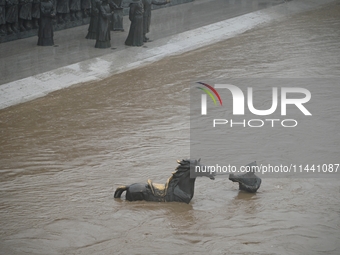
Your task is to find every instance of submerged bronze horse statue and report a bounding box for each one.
[229,161,262,193]
[114,159,215,203]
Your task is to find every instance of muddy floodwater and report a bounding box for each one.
[1,3,340,255]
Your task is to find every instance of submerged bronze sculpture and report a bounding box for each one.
[114,159,215,203]
[229,161,262,193]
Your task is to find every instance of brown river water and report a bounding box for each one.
[1,3,340,255]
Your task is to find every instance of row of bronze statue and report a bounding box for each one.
[0,0,94,36]
[0,0,171,47]
[85,0,123,48]
[86,0,170,48]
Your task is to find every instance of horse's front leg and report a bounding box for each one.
[126,183,149,201]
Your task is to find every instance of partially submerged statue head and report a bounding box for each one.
[229,161,262,193]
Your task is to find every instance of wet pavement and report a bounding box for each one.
[1,0,286,78]
[0,0,340,254]
[0,0,333,109]
[0,0,275,85]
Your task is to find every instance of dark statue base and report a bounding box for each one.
[95,40,111,49]
[37,37,54,46]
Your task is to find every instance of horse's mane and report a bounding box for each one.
[171,159,196,179]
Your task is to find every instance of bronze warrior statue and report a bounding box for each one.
[31,0,40,29]
[69,0,81,21]
[18,0,33,31]
[109,0,123,31]
[95,0,112,48]
[85,0,99,39]
[5,0,19,34]
[125,0,143,47]
[37,0,55,46]
[56,0,69,23]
